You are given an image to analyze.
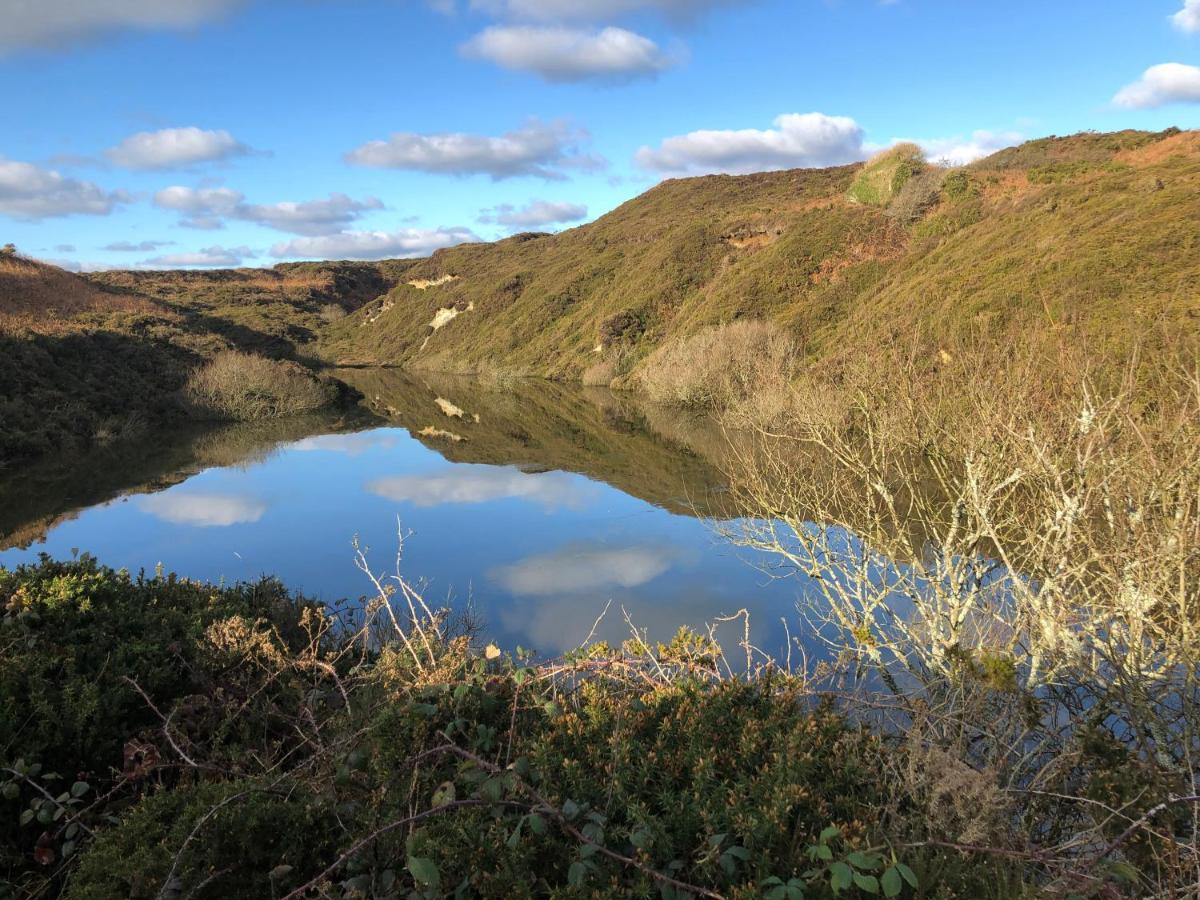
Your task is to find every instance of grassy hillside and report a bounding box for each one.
[0,259,406,465]
[318,128,1200,383]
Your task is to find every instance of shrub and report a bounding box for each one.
[185,350,336,420]
[886,168,947,224]
[635,319,797,415]
[848,143,926,206]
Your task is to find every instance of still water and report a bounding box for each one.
[0,371,808,658]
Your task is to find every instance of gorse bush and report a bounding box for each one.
[635,319,797,416]
[185,350,337,420]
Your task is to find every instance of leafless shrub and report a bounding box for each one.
[634,320,797,420]
[185,351,336,421]
[723,351,1200,891]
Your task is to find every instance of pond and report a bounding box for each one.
[0,371,812,659]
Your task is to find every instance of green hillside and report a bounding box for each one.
[318,128,1200,382]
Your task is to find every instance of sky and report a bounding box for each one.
[1,0,1198,271]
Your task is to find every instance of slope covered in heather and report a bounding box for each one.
[318,128,1200,383]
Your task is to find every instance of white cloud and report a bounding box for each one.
[269,227,480,260]
[367,464,594,509]
[0,0,246,53]
[144,245,256,267]
[462,25,672,82]
[469,0,741,22]
[292,432,399,456]
[153,185,243,229]
[154,186,382,234]
[0,159,127,219]
[345,119,605,180]
[479,199,588,229]
[1114,63,1200,109]
[635,112,867,176]
[907,130,1023,166]
[489,543,679,596]
[107,126,251,170]
[102,240,174,252]
[238,194,385,235]
[1173,0,1200,33]
[139,492,266,526]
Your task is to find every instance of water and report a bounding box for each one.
[0,371,807,659]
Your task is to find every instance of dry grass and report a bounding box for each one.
[185,351,337,421]
[634,319,797,417]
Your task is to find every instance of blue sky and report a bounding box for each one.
[1,0,1198,270]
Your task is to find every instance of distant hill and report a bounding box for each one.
[316,128,1200,382]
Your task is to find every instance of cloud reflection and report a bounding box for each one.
[489,542,680,597]
[139,493,267,527]
[292,432,398,456]
[367,464,594,510]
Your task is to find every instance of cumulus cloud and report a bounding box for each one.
[462,25,672,82]
[139,492,266,526]
[907,130,1023,166]
[0,158,127,219]
[635,112,867,176]
[239,194,385,235]
[367,464,595,509]
[102,239,175,252]
[107,126,251,170]
[1114,63,1200,109]
[153,186,382,234]
[153,185,243,229]
[345,119,605,180]
[479,199,588,229]
[1173,0,1200,32]
[489,542,680,596]
[143,245,256,267]
[0,0,246,53]
[469,0,742,22]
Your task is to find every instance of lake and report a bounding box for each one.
[0,371,811,660]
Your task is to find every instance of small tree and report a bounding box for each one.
[0,243,16,258]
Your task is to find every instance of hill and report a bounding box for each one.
[0,258,408,464]
[317,128,1200,385]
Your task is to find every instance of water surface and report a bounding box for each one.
[0,372,806,658]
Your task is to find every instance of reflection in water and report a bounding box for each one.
[0,372,810,659]
[489,541,685,596]
[139,493,268,527]
[368,465,596,510]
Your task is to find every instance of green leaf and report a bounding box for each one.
[881,867,902,898]
[19,809,34,826]
[765,888,788,900]
[894,863,918,888]
[431,780,456,807]
[528,813,547,836]
[829,862,852,894]
[631,828,653,850]
[70,781,89,798]
[407,856,440,888]
[1,783,18,801]
[816,844,833,861]
[567,861,588,887]
[819,825,841,844]
[853,872,880,894]
[847,851,882,871]
[62,839,76,858]
[562,799,580,820]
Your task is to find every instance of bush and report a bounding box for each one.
[185,350,337,420]
[848,143,926,206]
[635,319,796,415]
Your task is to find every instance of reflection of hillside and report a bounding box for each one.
[0,410,374,551]
[332,369,732,518]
